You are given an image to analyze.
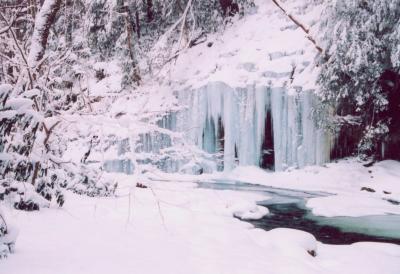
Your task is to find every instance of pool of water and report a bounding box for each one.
[197,180,400,245]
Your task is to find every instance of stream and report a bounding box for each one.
[197,180,400,245]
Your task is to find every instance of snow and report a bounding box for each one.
[0,207,19,258]
[2,179,400,274]
[5,98,34,110]
[225,200,269,220]
[0,222,19,250]
[266,228,318,256]
[0,84,12,96]
[165,0,320,90]
[1,93,43,122]
[307,195,400,217]
[88,61,122,96]
[23,88,40,98]
[0,110,18,120]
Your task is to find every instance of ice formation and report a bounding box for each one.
[176,82,332,172]
[107,82,332,173]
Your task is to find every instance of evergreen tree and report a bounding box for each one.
[317,0,400,160]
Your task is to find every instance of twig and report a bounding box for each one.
[49,157,72,166]
[0,10,18,34]
[0,52,27,67]
[177,0,193,50]
[0,4,35,10]
[43,120,61,148]
[0,9,34,88]
[0,213,8,233]
[149,186,167,230]
[125,187,133,227]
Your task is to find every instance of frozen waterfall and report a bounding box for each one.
[108,82,333,174]
[177,82,332,171]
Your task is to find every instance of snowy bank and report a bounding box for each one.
[2,180,400,274]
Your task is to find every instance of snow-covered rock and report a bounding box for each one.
[227,200,269,220]
[268,228,318,257]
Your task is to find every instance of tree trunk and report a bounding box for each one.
[146,0,154,22]
[135,9,140,39]
[27,0,62,68]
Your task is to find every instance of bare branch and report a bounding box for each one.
[43,120,61,148]
[0,9,34,89]
[177,0,193,50]
[271,0,323,53]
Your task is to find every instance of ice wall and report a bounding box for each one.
[134,112,182,172]
[102,114,178,174]
[177,82,332,171]
[103,159,134,174]
[108,82,332,174]
[271,87,332,170]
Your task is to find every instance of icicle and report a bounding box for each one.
[175,82,333,173]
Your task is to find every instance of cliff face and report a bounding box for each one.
[155,0,332,172]
[167,0,322,90]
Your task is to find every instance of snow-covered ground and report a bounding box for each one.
[2,159,400,274]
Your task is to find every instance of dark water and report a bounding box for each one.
[250,201,400,245]
[197,181,400,245]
